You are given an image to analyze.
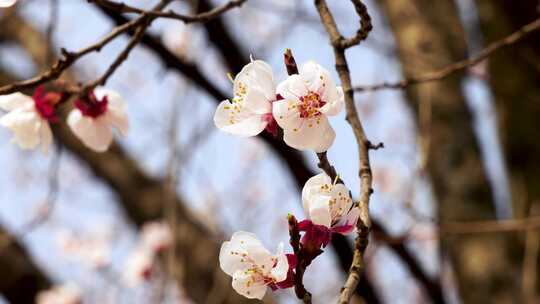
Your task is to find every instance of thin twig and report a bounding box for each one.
[16,141,63,238]
[440,215,540,234]
[82,0,173,93]
[0,0,248,95]
[354,17,540,92]
[313,1,375,303]
[45,0,59,65]
[522,203,540,303]
[90,0,247,24]
[288,214,312,304]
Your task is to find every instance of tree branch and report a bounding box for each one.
[354,17,540,92]
[313,1,375,303]
[90,0,247,24]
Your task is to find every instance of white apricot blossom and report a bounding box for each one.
[273,61,344,152]
[0,0,17,8]
[123,248,154,287]
[302,172,359,234]
[140,221,173,253]
[123,221,173,286]
[36,283,82,304]
[67,87,128,152]
[214,59,277,137]
[0,87,60,153]
[219,231,289,300]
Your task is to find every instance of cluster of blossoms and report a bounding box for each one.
[219,172,359,299]
[123,221,173,287]
[0,86,128,153]
[214,59,344,152]
[216,58,358,300]
[36,284,82,304]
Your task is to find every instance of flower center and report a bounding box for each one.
[75,91,108,118]
[298,92,326,119]
[224,82,247,124]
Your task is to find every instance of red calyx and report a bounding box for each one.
[75,90,108,118]
[268,254,297,291]
[298,219,332,250]
[33,86,62,123]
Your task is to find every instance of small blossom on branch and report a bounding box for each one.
[0,86,62,153]
[67,87,128,152]
[219,231,292,299]
[273,61,344,152]
[0,0,16,8]
[214,59,278,137]
[300,172,359,248]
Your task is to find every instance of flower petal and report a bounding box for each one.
[272,99,302,131]
[319,86,344,116]
[276,74,308,101]
[67,109,113,152]
[334,207,360,235]
[282,115,335,152]
[308,195,333,228]
[0,107,42,150]
[299,61,331,92]
[214,100,267,137]
[0,0,17,8]
[329,183,353,219]
[301,173,332,211]
[299,62,343,116]
[231,270,267,300]
[270,243,289,283]
[105,107,129,136]
[0,93,33,111]
[235,60,275,101]
[243,87,272,115]
[93,87,124,106]
[219,231,272,276]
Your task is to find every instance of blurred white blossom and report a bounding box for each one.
[68,87,128,152]
[36,283,82,304]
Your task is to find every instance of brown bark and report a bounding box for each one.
[475,0,540,301]
[0,224,51,304]
[376,0,518,302]
[475,0,540,217]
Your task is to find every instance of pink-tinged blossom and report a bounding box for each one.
[67,87,128,152]
[0,0,16,7]
[123,221,172,286]
[0,87,61,153]
[36,284,82,304]
[57,230,111,269]
[123,248,155,287]
[273,61,344,152]
[140,221,173,253]
[214,59,277,137]
[219,231,289,299]
[302,172,359,236]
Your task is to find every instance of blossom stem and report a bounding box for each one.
[287,214,312,304]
